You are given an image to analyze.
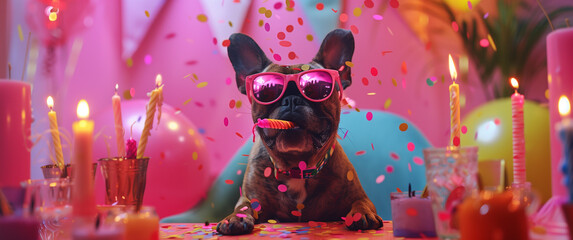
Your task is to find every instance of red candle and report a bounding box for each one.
[510,78,526,184]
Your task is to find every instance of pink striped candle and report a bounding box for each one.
[510,78,526,184]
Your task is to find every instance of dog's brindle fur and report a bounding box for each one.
[217,29,383,235]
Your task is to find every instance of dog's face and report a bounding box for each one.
[228,29,355,170]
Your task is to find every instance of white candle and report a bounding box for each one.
[137,75,164,159]
[47,96,65,169]
[112,84,126,157]
[510,78,526,184]
[449,54,460,147]
[72,100,96,218]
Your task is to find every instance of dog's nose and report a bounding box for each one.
[281,95,305,110]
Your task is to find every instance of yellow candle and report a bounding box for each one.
[124,208,159,240]
[137,74,164,159]
[72,99,96,218]
[449,54,461,146]
[46,96,64,169]
[112,84,126,157]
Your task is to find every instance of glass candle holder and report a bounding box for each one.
[391,191,436,238]
[99,157,149,207]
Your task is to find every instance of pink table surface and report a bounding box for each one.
[159,221,568,240]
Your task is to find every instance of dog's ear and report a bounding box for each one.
[312,29,355,89]
[228,33,272,94]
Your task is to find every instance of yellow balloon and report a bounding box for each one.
[460,98,551,203]
[444,0,481,11]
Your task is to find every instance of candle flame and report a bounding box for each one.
[155,74,162,87]
[559,95,571,117]
[77,99,90,119]
[47,96,54,110]
[510,77,519,90]
[115,84,119,93]
[448,54,457,82]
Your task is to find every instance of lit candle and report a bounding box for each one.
[72,100,97,218]
[511,78,526,184]
[47,96,65,170]
[449,54,460,147]
[112,84,126,157]
[123,207,159,240]
[558,96,573,203]
[137,74,164,159]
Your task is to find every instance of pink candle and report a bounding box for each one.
[0,80,31,187]
[548,28,573,197]
[72,100,97,218]
[510,78,526,184]
[112,84,125,157]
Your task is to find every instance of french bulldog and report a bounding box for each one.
[217,29,383,235]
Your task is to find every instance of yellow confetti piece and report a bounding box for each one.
[192,152,198,160]
[353,7,362,17]
[17,25,23,42]
[367,92,376,95]
[228,21,233,27]
[384,98,392,109]
[188,129,195,136]
[197,14,208,22]
[192,73,199,81]
[301,64,310,71]
[391,77,397,87]
[265,10,273,18]
[197,82,208,88]
[306,34,314,41]
[378,80,382,85]
[236,100,243,109]
[487,34,496,51]
[126,58,133,67]
[164,235,184,239]
[531,226,547,235]
[183,98,192,105]
[48,12,57,21]
[268,219,277,224]
[355,107,361,112]
[545,89,550,99]
[345,61,354,67]
[347,171,354,181]
[296,203,305,210]
[145,10,150,18]
[258,7,267,14]
[258,20,264,27]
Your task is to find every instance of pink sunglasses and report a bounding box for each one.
[245,69,343,105]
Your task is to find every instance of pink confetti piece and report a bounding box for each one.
[278,184,287,192]
[494,118,501,125]
[237,170,242,175]
[461,125,468,134]
[376,175,385,183]
[279,41,292,47]
[452,21,459,32]
[144,54,152,65]
[286,25,294,32]
[371,143,375,150]
[438,211,451,221]
[408,163,412,172]
[364,0,374,8]
[390,152,399,160]
[407,142,415,151]
[264,22,270,32]
[264,167,272,177]
[453,136,460,146]
[274,2,282,9]
[467,1,473,9]
[340,13,348,22]
[297,17,303,25]
[480,39,489,47]
[273,54,281,61]
[277,32,286,40]
[484,12,489,19]
[236,213,247,218]
[240,206,248,211]
[371,67,378,76]
[386,165,394,173]
[356,150,366,156]
[225,179,234,185]
[373,14,383,20]
[224,117,229,126]
[130,88,135,97]
[291,210,302,216]
[165,32,176,39]
[343,130,349,139]
[225,77,232,85]
[350,25,359,34]
[344,216,353,226]
[366,112,373,121]
[413,156,424,165]
[362,77,369,86]
[389,0,399,8]
[299,161,307,170]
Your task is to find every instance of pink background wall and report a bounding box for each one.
[3,0,556,201]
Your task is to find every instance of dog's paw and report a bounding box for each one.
[216,213,255,235]
[344,210,383,231]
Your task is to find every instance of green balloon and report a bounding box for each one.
[460,98,551,202]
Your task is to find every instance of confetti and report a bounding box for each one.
[278,184,287,192]
[236,213,247,218]
[225,179,234,185]
[263,167,271,179]
[367,92,376,95]
[386,165,394,173]
[273,54,281,61]
[391,78,397,87]
[401,61,407,74]
[453,136,460,146]
[426,78,435,86]
[291,210,302,216]
[452,21,459,32]
[297,17,304,25]
[350,25,359,34]
[353,7,362,17]
[268,219,277,224]
[306,34,314,41]
[362,77,369,86]
[375,175,385,184]
[468,1,473,9]
[366,112,373,121]
[389,0,399,8]
[484,12,489,19]
[197,82,208,88]
[316,3,324,10]
[340,13,348,23]
[236,132,243,138]
[297,203,305,210]
[130,88,136,97]
[399,123,408,131]
[197,14,208,22]
[364,0,374,8]
[347,171,354,181]
[279,41,292,47]
[274,2,283,9]
[251,201,261,211]
[332,8,338,13]
[345,61,354,67]
[371,67,378,76]
[144,54,152,64]
[480,39,489,47]
[413,156,424,165]
[224,117,229,126]
[438,211,450,221]
[236,100,243,108]
[222,39,231,47]
[494,118,501,125]
[229,100,236,108]
[277,32,286,40]
[356,150,366,156]
[407,142,415,151]
[145,10,150,17]
[461,125,468,134]
[264,23,271,32]
[237,170,242,175]
[258,7,267,14]
[301,64,310,71]
[16,25,24,42]
[126,58,133,67]
[406,208,418,216]
[373,14,383,20]
[384,98,392,109]
[299,161,307,170]
[390,152,399,160]
[192,152,198,160]
[488,34,497,51]
[288,52,297,60]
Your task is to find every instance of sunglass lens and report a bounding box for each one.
[252,74,285,103]
[299,71,333,100]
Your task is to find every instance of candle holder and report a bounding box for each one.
[99,157,149,207]
[41,163,98,180]
[390,191,436,238]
